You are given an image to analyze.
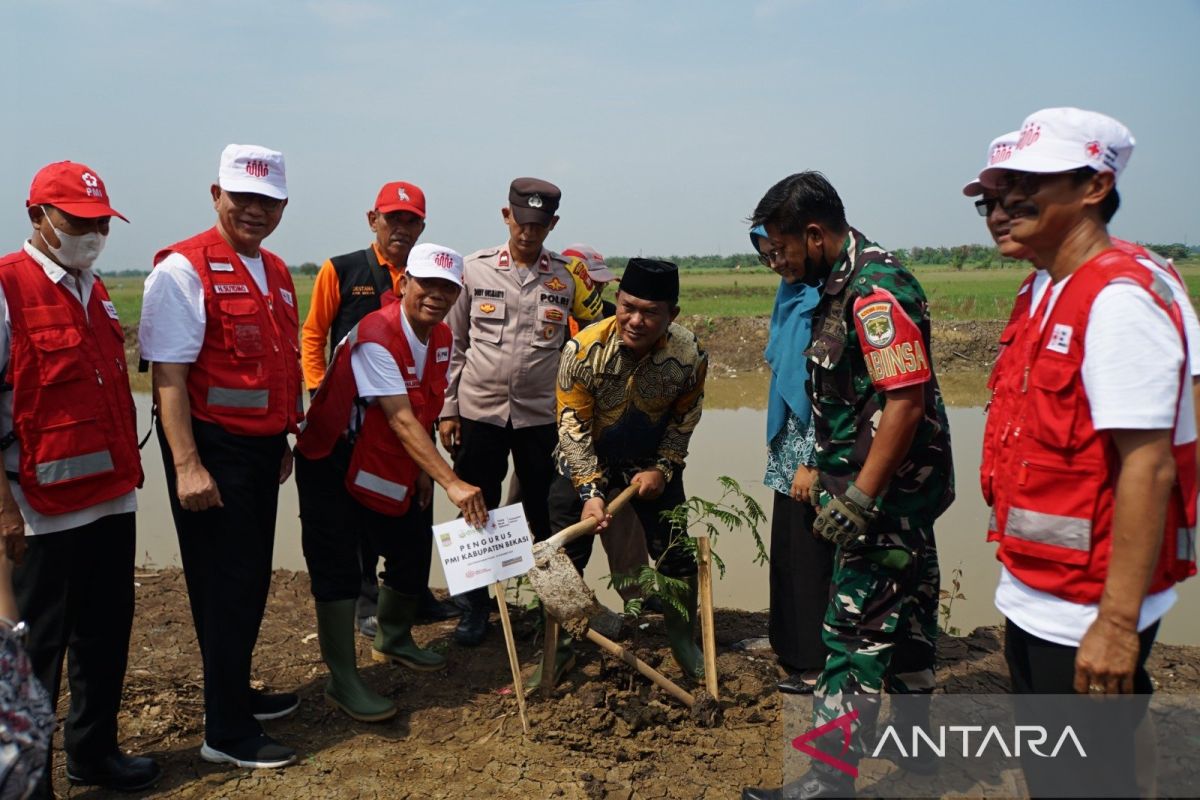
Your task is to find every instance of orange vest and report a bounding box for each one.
[297,299,452,516]
[982,249,1197,603]
[154,228,302,436]
[0,250,142,514]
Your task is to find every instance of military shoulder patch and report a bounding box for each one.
[852,287,931,390]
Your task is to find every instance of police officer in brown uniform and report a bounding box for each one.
[439,178,590,645]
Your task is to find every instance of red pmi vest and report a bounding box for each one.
[0,250,142,515]
[154,228,302,436]
[981,249,1197,604]
[296,300,452,516]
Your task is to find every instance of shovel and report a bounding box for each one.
[527,484,701,711]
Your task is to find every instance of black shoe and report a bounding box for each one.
[742,768,856,799]
[201,733,297,769]
[453,604,490,646]
[418,589,463,623]
[251,689,300,721]
[777,671,819,695]
[66,751,162,792]
[358,614,379,639]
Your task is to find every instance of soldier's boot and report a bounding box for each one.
[315,600,396,722]
[372,586,448,671]
[524,613,577,692]
[662,576,704,682]
[741,762,856,799]
[875,693,937,775]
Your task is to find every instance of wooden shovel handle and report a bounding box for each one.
[585,628,695,708]
[540,483,640,550]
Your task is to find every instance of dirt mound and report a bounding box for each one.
[683,315,1005,378]
[43,569,1200,798]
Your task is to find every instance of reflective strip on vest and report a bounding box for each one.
[1005,506,1091,551]
[207,387,269,409]
[1179,527,1196,562]
[36,450,114,486]
[353,469,408,502]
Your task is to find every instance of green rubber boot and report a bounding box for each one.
[524,614,577,692]
[316,600,396,722]
[372,585,448,671]
[662,576,705,681]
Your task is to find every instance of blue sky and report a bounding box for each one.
[3,0,1198,269]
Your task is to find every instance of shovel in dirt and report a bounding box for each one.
[527,484,720,724]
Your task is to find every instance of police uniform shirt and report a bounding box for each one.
[0,242,137,534]
[139,251,270,363]
[443,246,576,428]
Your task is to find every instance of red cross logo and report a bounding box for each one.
[1086,141,1102,158]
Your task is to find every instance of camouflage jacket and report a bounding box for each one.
[806,228,954,529]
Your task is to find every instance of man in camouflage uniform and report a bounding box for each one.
[743,172,953,800]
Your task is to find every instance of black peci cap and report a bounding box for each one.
[619,258,679,305]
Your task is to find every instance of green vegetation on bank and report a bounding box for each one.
[102,257,1200,325]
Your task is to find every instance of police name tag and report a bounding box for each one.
[1047,323,1072,355]
[209,260,235,272]
[101,300,119,320]
[435,347,450,363]
[214,284,250,294]
[280,288,294,306]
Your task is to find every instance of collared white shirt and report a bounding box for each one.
[0,243,137,535]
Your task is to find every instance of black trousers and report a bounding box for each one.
[1005,618,1157,798]
[768,492,834,671]
[157,418,286,745]
[547,470,696,579]
[453,418,556,606]
[13,513,135,780]
[295,442,434,602]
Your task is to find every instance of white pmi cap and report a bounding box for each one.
[979,108,1134,190]
[962,131,1020,197]
[218,144,288,200]
[404,243,464,288]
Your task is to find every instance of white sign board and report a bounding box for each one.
[432,503,535,595]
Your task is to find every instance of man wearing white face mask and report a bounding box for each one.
[0,161,158,798]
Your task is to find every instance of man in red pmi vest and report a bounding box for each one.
[296,243,486,721]
[979,108,1196,797]
[140,144,304,769]
[0,162,159,797]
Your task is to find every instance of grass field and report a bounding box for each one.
[103,259,1200,325]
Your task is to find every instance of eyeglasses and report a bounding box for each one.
[974,198,999,217]
[756,248,784,268]
[226,191,284,212]
[991,167,1093,197]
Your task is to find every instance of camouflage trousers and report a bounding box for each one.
[811,525,940,765]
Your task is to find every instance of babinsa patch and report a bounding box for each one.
[856,301,895,348]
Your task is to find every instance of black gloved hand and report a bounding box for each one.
[812,483,877,548]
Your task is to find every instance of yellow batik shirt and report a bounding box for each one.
[555,316,707,501]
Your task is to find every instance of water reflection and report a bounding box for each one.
[131,395,1200,645]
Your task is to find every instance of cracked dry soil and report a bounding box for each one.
[46,569,1200,799]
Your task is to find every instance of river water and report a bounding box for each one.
[130,388,1200,645]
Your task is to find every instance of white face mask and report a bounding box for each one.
[39,206,106,270]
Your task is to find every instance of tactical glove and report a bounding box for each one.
[813,483,877,548]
